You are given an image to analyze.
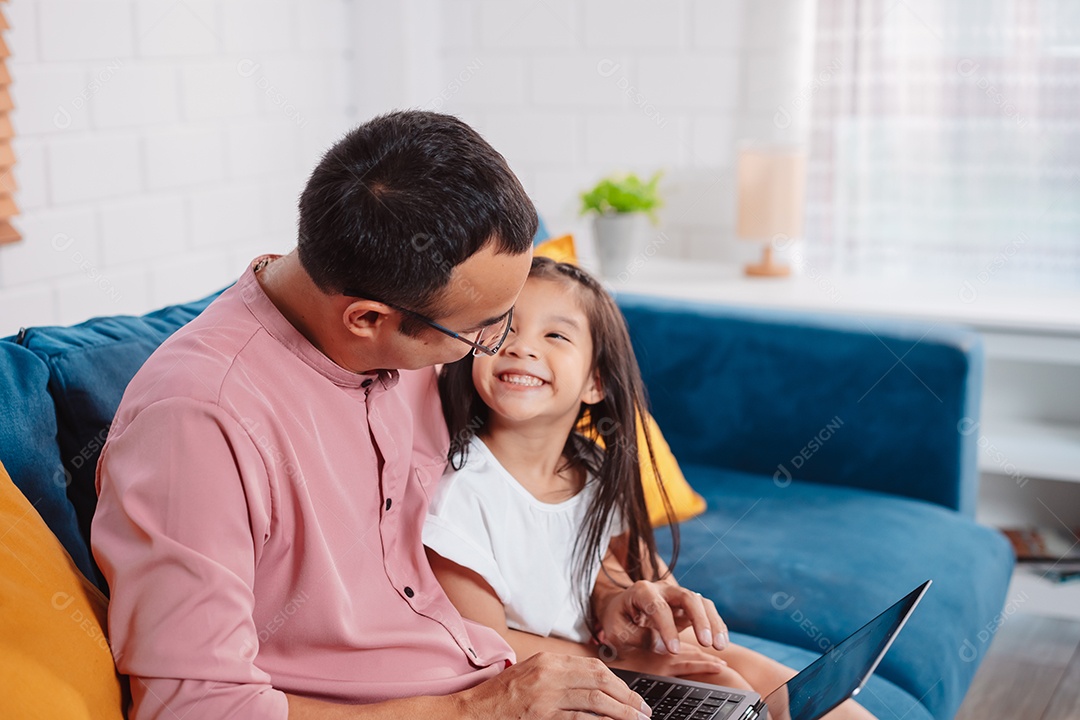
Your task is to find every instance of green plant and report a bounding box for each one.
[580,171,663,220]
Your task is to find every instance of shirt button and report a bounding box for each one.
[404,586,414,598]
[385,498,392,511]
[361,378,373,388]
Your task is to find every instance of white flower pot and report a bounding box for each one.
[592,212,650,279]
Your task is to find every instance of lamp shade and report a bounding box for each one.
[736,147,806,241]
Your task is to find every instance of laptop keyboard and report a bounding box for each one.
[628,677,743,720]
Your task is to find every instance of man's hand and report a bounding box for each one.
[455,652,652,719]
[595,580,729,657]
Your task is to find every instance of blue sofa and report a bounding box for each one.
[0,289,1012,720]
[618,294,1013,720]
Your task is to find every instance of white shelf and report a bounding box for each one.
[981,332,1080,365]
[1007,566,1080,622]
[610,258,1080,337]
[979,420,1080,485]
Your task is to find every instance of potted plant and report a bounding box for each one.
[580,171,662,278]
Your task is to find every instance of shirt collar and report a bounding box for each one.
[239,255,399,391]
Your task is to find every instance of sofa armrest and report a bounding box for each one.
[617,293,983,515]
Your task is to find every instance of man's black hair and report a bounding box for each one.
[297,110,537,328]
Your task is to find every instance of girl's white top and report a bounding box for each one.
[423,436,620,644]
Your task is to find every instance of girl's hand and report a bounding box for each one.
[596,580,729,656]
[604,633,728,677]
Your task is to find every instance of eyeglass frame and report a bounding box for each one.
[341,288,513,357]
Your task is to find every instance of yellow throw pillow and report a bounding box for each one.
[579,412,706,527]
[534,233,579,265]
[637,413,707,526]
[0,459,126,719]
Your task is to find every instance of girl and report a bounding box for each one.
[424,257,874,719]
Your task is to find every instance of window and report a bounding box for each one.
[806,0,1080,287]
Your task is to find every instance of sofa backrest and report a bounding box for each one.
[1,283,983,592]
[617,293,983,515]
[2,291,223,588]
[0,342,95,581]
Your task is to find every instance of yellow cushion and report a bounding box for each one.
[580,413,706,527]
[636,413,707,526]
[534,233,579,265]
[0,459,126,719]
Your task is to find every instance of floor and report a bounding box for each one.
[955,613,1080,720]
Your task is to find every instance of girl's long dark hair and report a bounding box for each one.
[438,256,680,636]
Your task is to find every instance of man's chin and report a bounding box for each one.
[397,352,468,371]
[434,348,474,367]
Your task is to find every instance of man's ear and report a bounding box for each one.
[343,300,393,339]
[582,370,605,405]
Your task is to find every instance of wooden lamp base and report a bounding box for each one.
[744,244,790,277]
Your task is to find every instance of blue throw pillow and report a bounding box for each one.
[20,291,224,590]
[533,215,550,245]
[0,341,96,581]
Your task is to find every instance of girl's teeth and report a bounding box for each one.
[501,373,544,387]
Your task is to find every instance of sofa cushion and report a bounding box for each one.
[730,632,934,720]
[0,341,95,580]
[20,291,223,588]
[534,232,578,264]
[658,465,1013,720]
[637,413,706,525]
[0,458,126,719]
[579,405,707,527]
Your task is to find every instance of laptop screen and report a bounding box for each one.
[762,581,930,720]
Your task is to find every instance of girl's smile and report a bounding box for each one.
[495,370,549,388]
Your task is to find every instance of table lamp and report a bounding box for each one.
[736,146,806,277]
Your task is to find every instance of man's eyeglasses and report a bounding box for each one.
[343,289,513,357]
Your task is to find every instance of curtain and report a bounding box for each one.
[805,0,1080,287]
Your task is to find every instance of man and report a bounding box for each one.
[93,111,699,720]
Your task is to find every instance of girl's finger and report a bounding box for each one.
[641,594,681,655]
[661,587,713,650]
[699,597,729,650]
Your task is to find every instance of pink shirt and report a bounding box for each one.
[92,257,513,720]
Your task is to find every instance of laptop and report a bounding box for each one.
[612,580,931,720]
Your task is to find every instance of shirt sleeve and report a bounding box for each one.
[92,398,288,720]
[422,471,512,603]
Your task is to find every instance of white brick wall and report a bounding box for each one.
[143,126,227,190]
[134,1,219,59]
[48,133,143,204]
[0,0,356,335]
[477,0,580,50]
[99,195,187,266]
[0,207,99,287]
[433,0,732,267]
[38,3,136,62]
[583,2,686,49]
[440,0,814,270]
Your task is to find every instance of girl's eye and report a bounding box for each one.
[547,332,568,342]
